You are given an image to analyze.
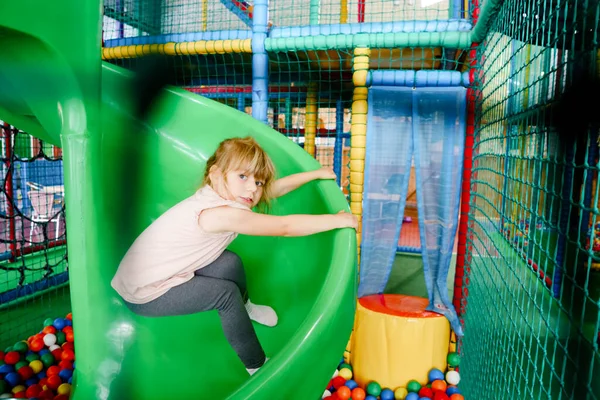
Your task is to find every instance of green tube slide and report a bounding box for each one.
[0,6,357,398]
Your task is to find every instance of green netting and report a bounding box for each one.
[461,0,600,398]
[0,124,70,349]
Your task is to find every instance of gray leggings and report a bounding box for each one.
[124,250,266,369]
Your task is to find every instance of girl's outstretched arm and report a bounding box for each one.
[271,167,336,198]
[199,206,357,237]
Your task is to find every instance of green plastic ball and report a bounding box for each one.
[407,380,421,393]
[13,341,28,353]
[41,353,55,368]
[15,361,28,370]
[43,318,54,327]
[447,352,461,367]
[25,353,41,362]
[366,381,382,396]
[339,362,352,371]
[56,331,66,345]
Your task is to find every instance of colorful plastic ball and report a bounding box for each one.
[25,384,42,398]
[351,387,366,400]
[58,369,73,381]
[339,362,352,371]
[5,371,22,386]
[17,365,34,380]
[43,318,54,327]
[449,395,464,400]
[445,371,460,385]
[53,318,67,330]
[405,393,420,400]
[4,350,21,364]
[0,363,15,374]
[332,376,346,389]
[446,352,460,367]
[431,379,447,392]
[365,396,377,400]
[380,388,394,400]
[57,383,72,395]
[407,380,422,393]
[14,361,28,370]
[418,387,434,398]
[428,368,445,382]
[433,392,449,400]
[446,386,460,396]
[345,379,358,390]
[40,353,55,368]
[42,334,56,347]
[366,381,382,396]
[338,367,353,380]
[394,387,408,399]
[25,377,39,387]
[29,360,44,374]
[13,342,28,353]
[322,389,331,398]
[336,386,351,400]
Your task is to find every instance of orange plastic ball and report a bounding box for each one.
[336,386,351,400]
[351,387,366,400]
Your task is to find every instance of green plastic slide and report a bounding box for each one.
[0,7,357,396]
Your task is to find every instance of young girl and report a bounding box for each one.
[111,136,357,375]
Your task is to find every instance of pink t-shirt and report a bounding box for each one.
[111,185,250,304]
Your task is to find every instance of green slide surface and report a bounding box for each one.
[0,47,357,400]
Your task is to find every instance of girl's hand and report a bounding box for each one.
[315,167,337,180]
[337,211,359,230]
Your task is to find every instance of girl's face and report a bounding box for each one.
[211,167,264,208]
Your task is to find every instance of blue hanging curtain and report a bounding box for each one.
[358,87,413,298]
[358,86,466,336]
[412,87,466,336]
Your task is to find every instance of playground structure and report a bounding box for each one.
[1,0,600,399]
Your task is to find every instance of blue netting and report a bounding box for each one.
[359,86,466,335]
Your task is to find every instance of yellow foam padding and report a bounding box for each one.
[350,294,450,390]
[101,39,252,60]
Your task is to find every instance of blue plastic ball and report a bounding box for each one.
[380,388,394,400]
[0,363,14,374]
[406,393,420,400]
[65,319,73,327]
[345,379,359,390]
[446,386,461,396]
[59,368,73,380]
[428,368,445,382]
[38,349,50,356]
[37,370,47,379]
[53,318,66,330]
[25,377,39,386]
[5,371,21,386]
[365,396,378,400]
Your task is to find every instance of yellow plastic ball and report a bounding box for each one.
[57,383,72,395]
[29,359,44,374]
[12,385,26,394]
[338,367,353,380]
[394,387,408,399]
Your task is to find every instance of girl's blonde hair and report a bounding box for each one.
[203,136,276,209]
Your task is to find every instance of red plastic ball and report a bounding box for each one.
[42,326,56,335]
[46,374,62,390]
[54,395,70,400]
[449,395,464,400]
[66,312,72,320]
[38,389,54,400]
[433,392,450,400]
[25,384,43,398]
[58,360,73,370]
[47,365,61,377]
[331,376,346,389]
[419,387,434,398]
[30,338,45,352]
[13,391,26,399]
[4,351,20,364]
[61,348,75,362]
[17,365,34,380]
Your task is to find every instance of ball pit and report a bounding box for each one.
[1,313,75,400]
[323,353,462,400]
